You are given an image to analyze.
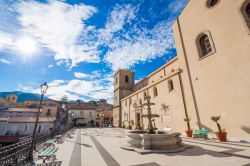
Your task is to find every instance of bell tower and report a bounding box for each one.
[113,69,134,127]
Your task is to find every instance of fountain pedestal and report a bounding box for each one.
[122,96,189,153]
[126,130,182,150]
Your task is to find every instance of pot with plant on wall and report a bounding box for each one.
[184,118,193,137]
[211,115,227,142]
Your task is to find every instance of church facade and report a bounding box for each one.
[113,0,250,137]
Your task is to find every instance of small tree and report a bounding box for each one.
[211,115,223,133]
[184,118,191,131]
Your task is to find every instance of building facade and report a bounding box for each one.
[67,102,97,127]
[113,0,250,137]
[95,99,113,126]
[0,107,55,136]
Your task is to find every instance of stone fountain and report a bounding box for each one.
[121,96,188,153]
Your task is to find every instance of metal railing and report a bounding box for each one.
[0,127,73,166]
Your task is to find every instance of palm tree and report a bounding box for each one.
[211,115,222,133]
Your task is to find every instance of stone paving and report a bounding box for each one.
[36,128,250,166]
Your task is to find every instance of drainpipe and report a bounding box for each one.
[178,71,190,128]
[177,18,202,129]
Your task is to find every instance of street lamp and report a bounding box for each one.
[29,82,48,160]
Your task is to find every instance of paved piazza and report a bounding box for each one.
[36,128,250,166]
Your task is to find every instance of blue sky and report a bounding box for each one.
[0,0,188,103]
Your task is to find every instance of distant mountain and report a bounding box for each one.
[0,91,51,103]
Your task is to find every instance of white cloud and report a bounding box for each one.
[48,64,53,68]
[99,4,136,42]
[168,0,188,14]
[48,80,65,87]
[74,72,91,79]
[104,20,175,70]
[20,75,114,103]
[0,58,11,64]
[17,0,99,68]
[0,31,15,50]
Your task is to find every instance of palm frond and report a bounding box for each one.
[211,115,220,122]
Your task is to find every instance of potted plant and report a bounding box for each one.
[128,120,133,129]
[138,125,144,130]
[184,118,192,137]
[211,115,227,142]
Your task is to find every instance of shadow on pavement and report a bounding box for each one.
[36,160,62,166]
[164,145,230,158]
[63,139,92,148]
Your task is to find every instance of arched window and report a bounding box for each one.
[153,87,158,97]
[143,91,147,100]
[241,0,250,31]
[125,75,129,83]
[168,79,174,92]
[47,109,51,116]
[196,31,216,59]
[247,4,250,18]
[207,0,220,8]
[115,77,118,84]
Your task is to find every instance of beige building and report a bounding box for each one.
[67,102,97,127]
[95,99,113,126]
[113,0,250,137]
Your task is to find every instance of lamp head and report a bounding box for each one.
[40,82,48,95]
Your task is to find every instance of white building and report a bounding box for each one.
[0,107,55,136]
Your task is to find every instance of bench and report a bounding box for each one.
[38,146,58,164]
[44,139,55,148]
[193,130,209,139]
[54,135,62,143]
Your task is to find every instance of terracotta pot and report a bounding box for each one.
[138,126,143,130]
[215,132,227,142]
[185,130,193,137]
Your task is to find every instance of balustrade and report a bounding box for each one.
[0,127,73,166]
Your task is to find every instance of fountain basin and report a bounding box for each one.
[126,130,182,150]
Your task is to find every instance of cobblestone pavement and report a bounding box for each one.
[36,128,250,166]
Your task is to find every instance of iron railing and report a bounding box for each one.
[0,127,73,166]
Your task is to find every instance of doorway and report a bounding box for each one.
[136,113,141,128]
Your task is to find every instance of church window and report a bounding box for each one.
[115,77,118,84]
[196,31,216,59]
[207,0,221,8]
[153,87,158,97]
[125,75,129,83]
[143,91,147,100]
[241,0,250,31]
[168,79,174,92]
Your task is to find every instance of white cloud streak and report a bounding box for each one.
[74,72,92,79]
[0,58,11,64]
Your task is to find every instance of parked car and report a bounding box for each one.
[108,124,113,128]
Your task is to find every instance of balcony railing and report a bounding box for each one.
[0,127,73,166]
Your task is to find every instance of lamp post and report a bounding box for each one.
[29,82,48,161]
